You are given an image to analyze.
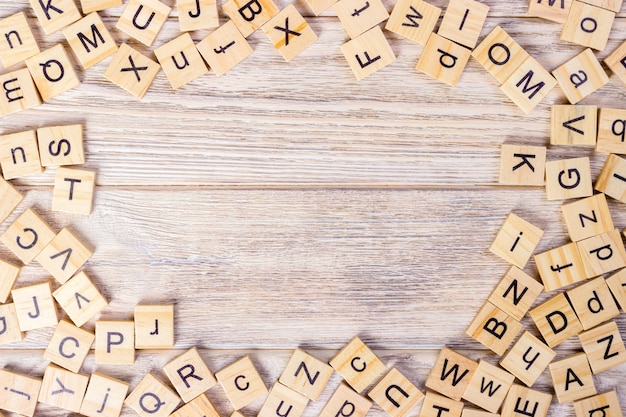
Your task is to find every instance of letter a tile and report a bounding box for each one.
[340,26,396,81]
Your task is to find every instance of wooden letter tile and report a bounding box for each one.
[340,26,396,81]
[574,391,623,417]
[0,12,40,68]
[529,292,583,348]
[258,383,309,417]
[330,336,386,393]
[52,167,96,215]
[0,369,42,417]
[37,124,85,167]
[466,301,523,355]
[196,20,254,77]
[12,281,58,331]
[488,265,544,321]
[177,0,219,32]
[80,372,129,417]
[562,193,613,242]
[262,5,317,62]
[499,144,547,186]
[104,43,161,98]
[320,383,372,417]
[369,367,424,417]
[124,373,181,417]
[116,0,171,46]
[416,33,472,87]
[552,49,608,104]
[80,0,124,13]
[545,157,593,200]
[551,105,597,146]
[500,385,552,417]
[332,0,389,39]
[154,33,208,90]
[567,276,620,330]
[561,1,614,51]
[579,321,626,374]
[488,212,544,269]
[499,331,556,387]
[418,391,463,417]
[0,303,24,345]
[605,40,626,88]
[215,355,269,409]
[0,259,20,304]
[595,154,626,203]
[437,0,489,49]
[0,208,56,264]
[549,353,596,403]
[534,242,587,291]
[596,108,626,154]
[279,348,334,400]
[43,319,95,373]
[0,68,41,116]
[163,347,217,402]
[472,26,529,84]
[606,268,626,311]
[222,0,280,38]
[385,0,441,45]
[28,0,82,35]
[0,130,43,180]
[170,393,221,417]
[95,320,135,365]
[576,230,626,278]
[36,227,93,284]
[39,365,89,413]
[134,304,174,349]
[462,360,515,413]
[63,12,118,69]
[500,56,557,114]
[527,0,573,23]
[0,178,23,225]
[25,44,81,101]
[425,347,478,401]
[53,271,108,327]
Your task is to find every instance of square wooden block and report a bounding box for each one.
[170,393,221,417]
[262,5,317,62]
[500,385,552,417]
[63,12,118,69]
[279,348,334,400]
[574,391,623,417]
[0,130,43,180]
[416,33,472,87]
[116,0,171,46]
[579,321,626,374]
[12,281,58,331]
[134,304,174,349]
[419,391,463,417]
[320,383,372,417]
[332,0,389,39]
[488,265,544,321]
[385,0,441,45]
[196,20,253,77]
[29,0,82,35]
[43,319,95,373]
[0,303,24,345]
[462,360,514,413]
[222,0,280,38]
[551,105,597,146]
[163,347,217,402]
[177,0,219,32]
[552,49,608,104]
[0,68,42,116]
[545,157,593,200]
[330,336,386,393]
[36,227,93,284]
[500,331,556,387]
[25,44,81,101]
[104,43,161,99]
[215,355,269,409]
[37,124,85,167]
[562,193,613,242]
[489,212,544,269]
[561,1,614,51]
[425,347,477,401]
[53,271,108,327]
[466,300,523,355]
[567,276,620,330]
[437,0,489,49]
[154,33,208,90]
[80,372,129,417]
[499,144,546,186]
[530,291,583,348]
[527,0,573,23]
[0,369,42,417]
[605,40,626,88]
[0,208,56,264]
[577,230,626,278]
[95,320,135,365]
[472,26,529,84]
[52,167,96,215]
[369,367,424,417]
[39,365,89,413]
[596,154,626,203]
[125,373,181,417]
[0,258,21,303]
[606,268,626,312]
[340,26,396,81]
[258,383,309,417]
[0,12,40,68]
[0,177,23,228]
[597,108,626,154]
[81,0,124,13]
[500,56,557,114]
[549,352,596,403]
[534,242,587,291]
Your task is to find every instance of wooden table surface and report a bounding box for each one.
[1,0,626,415]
